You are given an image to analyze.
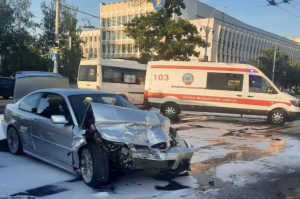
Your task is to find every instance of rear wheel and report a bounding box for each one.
[162,103,180,119]
[80,142,109,188]
[268,109,287,125]
[7,127,23,155]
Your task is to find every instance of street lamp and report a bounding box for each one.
[272,32,291,83]
[202,6,226,62]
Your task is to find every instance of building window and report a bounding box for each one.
[89,48,93,58]
[94,48,97,58]
[107,31,111,40]
[122,44,126,53]
[94,36,97,42]
[102,45,106,53]
[118,30,122,39]
[112,17,116,26]
[128,44,133,53]
[117,45,121,53]
[102,31,106,40]
[118,16,122,25]
[112,44,115,53]
[107,18,111,27]
[111,31,116,40]
[122,31,127,39]
[128,15,133,22]
[133,45,138,53]
[122,16,127,24]
[102,19,106,27]
[90,36,92,42]
[207,73,244,91]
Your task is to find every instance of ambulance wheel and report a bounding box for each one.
[268,109,287,125]
[162,103,179,119]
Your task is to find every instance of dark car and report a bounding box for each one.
[2,88,194,188]
[0,77,15,99]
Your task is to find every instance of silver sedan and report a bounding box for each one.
[2,88,194,188]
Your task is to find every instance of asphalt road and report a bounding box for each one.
[1,97,300,198]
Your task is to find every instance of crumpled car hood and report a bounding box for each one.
[89,102,171,147]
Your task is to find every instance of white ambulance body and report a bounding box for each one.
[144,61,300,125]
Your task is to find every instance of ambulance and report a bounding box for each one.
[144,61,300,125]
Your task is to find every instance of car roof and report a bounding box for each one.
[31,88,114,97]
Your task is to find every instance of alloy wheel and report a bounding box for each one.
[81,148,94,183]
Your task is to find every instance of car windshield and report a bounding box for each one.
[68,93,137,125]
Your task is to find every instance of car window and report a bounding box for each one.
[68,93,137,125]
[37,93,70,119]
[249,75,275,93]
[19,93,41,112]
[206,72,244,91]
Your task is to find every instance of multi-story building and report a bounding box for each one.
[80,0,300,63]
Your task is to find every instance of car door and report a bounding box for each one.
[16,93,42,150]
[244,74,278,115]
[31,92,74,165]
[204,72,245,114]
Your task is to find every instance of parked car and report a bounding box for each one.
[0,77,15,99]
[281,89,295,96]
[2,88,194,188]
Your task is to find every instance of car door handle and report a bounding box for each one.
[31,118,38,123]
[247,96,254,98]
[236,95,243,97]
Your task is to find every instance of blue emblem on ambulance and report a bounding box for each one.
[153,0,165,11]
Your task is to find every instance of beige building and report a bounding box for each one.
[80,0,300,63]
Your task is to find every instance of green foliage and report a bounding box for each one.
[0,0,47,76]
[254,49,300,89]
[40,0,83,82]
[125,0,206,63]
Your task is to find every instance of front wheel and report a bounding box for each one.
[268,109,287,125]
[80,142,109,188]
[7,127,23,155]
[162,103,180,119]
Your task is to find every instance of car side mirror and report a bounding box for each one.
[51,115,68,124]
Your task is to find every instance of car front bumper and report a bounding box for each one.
[131,147,194,170]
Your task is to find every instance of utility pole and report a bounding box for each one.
[53,0,60,74]
[272,32,290,83]
[202,6,226,62]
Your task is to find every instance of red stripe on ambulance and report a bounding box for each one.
[148,92,292,107]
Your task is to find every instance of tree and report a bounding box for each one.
[124,0,207,63]
[40,0,83,82]
[0,0,46,76]
[253,49,300,89]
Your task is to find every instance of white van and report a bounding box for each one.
[144,61,300,125]
[78,59,146,107]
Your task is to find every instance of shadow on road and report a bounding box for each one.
[0,139,8,152]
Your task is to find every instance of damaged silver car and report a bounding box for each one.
[2,89,194,188]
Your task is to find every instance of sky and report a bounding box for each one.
[30,0,300,38]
